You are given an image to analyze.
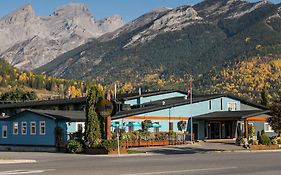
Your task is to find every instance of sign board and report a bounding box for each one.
[96,99,113,117]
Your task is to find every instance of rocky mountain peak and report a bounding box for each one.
[52,3,92,17]
[0,3,125,70]
[1,3,36,25]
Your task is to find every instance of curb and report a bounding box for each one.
[218,149,281,153]
[0,159,36,164]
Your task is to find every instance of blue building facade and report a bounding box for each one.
[0,90,275,149]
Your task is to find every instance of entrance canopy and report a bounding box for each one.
[193,110,271,121]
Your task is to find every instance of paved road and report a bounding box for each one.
[0,151,281,175]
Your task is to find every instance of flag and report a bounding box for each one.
[187,78,193,97]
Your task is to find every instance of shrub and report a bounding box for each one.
[277,138,281,144]
[66,140,83,153]
[271,138,278,145]
[100,140,118,151]
[259,134,271,145]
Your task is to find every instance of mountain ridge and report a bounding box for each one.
[0,3,125,71]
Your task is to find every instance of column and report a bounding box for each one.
[244,120,248,139]
[106,115,111,140]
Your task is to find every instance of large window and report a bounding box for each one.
[264,123,274,132]
[13,122,18,135]
[2,126,7,138]
[30,122,36,135]
[22,122,27,135]
[40,121,46,135]
[228,102,237,111]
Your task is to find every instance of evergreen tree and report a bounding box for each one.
[84,85,104,148]
[261,88,269,107]
[268,100,281,135]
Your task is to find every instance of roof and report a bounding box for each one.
[112,94,268,119]
[5,109,85,122]
[0,90,184,109]
[193,110,271,120]
[0,97,86,109]
[120,90,186,101]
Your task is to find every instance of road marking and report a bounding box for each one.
[0,169,55,175]
[121,167,237,175]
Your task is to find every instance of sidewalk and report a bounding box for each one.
[128,142,247,155]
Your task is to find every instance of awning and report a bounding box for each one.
[111,122,120,127]
[126,122,141,127]
[193,110,271,121]
[148,123,161,128]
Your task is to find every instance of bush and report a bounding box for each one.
[66,140,83,153]
[271,138,278,145]
[277,138,281,144]
[259,134,271,145]
[100,140,118,151]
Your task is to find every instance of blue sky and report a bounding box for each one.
[0,0,280,22]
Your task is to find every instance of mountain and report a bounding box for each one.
[35,0,281,90]
[0,3,124,70]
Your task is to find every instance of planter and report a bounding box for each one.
[249,144,279,150]
[122,140,170,147]
[84,148,128,154]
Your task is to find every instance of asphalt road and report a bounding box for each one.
[0,151,281,175]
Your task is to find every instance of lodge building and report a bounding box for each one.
[0,90,275,150]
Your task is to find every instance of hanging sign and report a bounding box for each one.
[96,99,113,117]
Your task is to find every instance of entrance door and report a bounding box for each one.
[209,122,221,139]
[193,123,199,140]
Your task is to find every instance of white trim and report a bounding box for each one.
[21,122,27,135]
[2,125,7,138]
[76,122,85,133]
[39,121,46,135]
[30,121,36,135]
[264,122,274,132]
[13,122,18,135]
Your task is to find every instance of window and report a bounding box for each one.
[127,122,134,132]
[154,122,160,133]
[30,122,36,135]
[77,123,83,133]
[240,122,254,133]
[228,102,237,111]
[209,100,212,110]
[40,121,46,135]
[169,122,173,131]
[13,122,18,135]
[22,122,27,135]
[2,126,7,138]
[264,123,274,132]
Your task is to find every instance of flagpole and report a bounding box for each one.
[190,77,193,143]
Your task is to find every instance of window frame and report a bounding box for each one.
[21,122,27,135]
[264,122,274,132]
[169,122,173,131]
[227,102,237,111]
[30,121,36,135]
[13,122,18,135]
[39,121,46,135]
[2,125,7,138]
